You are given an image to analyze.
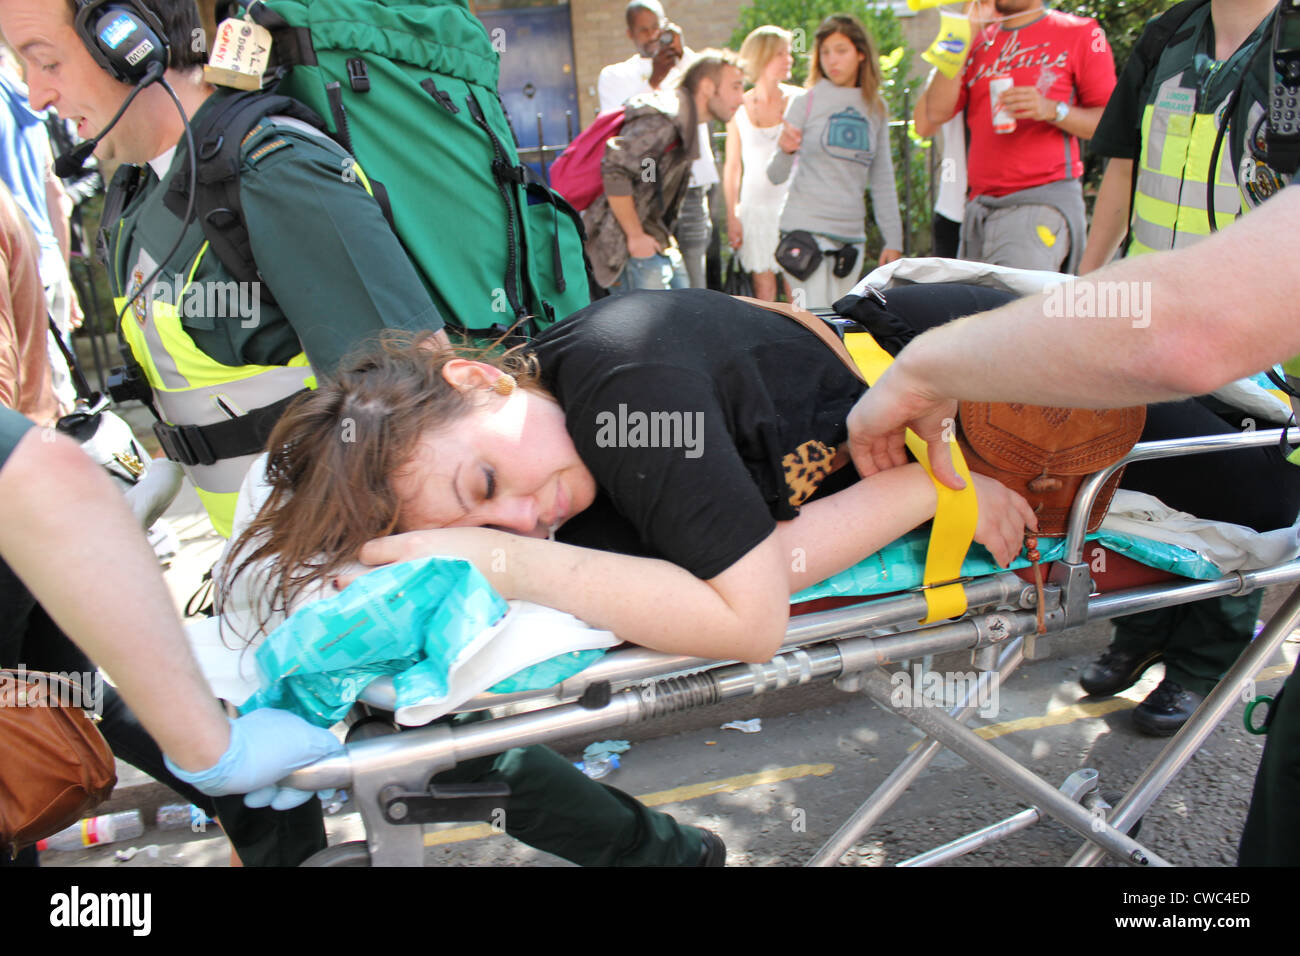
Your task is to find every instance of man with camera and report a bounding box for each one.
[596,1,720,289]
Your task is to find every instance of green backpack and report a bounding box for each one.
[204,0,590,340]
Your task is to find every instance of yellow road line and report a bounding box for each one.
[422,762,836,847]
[906,662,1295,750]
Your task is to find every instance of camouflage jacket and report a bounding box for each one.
[583,87,700,288]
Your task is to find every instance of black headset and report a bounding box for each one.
[73,0,171,85]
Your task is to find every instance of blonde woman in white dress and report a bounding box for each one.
[723,26,799,301]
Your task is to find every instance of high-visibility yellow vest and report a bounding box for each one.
[1129,72,1243,255]
[113,236,314,538]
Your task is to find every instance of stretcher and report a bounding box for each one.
[245,423,1300,867]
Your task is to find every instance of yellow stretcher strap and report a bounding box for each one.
[844,332,979,622]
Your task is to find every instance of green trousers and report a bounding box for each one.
[215,715,702,867]
[1239,668,1299,865]
[433,713,703,866]
[1110,592,1264,696]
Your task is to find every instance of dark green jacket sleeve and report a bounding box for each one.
[0,405,33,471]
[239,126,444,376]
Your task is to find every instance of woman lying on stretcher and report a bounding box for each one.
[223,285,1299,663]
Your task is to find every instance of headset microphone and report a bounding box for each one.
[54,61,165,177]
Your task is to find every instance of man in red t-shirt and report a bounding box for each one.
[917,0,1115,272]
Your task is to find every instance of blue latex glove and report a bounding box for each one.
[164,709,343,810]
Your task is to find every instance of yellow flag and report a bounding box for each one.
[922,10,973,79]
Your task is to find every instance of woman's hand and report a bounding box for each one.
[969,473,1038,568]
[878,248,903,266]
[778,121,802,154]
[728,212,744,249]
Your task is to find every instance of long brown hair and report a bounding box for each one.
[219,331,539,633]
[808,15,885,118]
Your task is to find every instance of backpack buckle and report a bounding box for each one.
[346,58,370,93]
[491,159,525,185]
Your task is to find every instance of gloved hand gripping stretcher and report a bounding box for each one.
[190,263,1300,866]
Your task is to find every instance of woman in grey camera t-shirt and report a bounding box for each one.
[768,15,903,308]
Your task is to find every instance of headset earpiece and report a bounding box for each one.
[74,0,171,85]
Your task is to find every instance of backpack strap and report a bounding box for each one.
[162,89,330,306]
[464,88,530,329]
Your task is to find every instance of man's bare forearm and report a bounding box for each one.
[1078,158,1133,274]
[895,188,1300,407]
[607,193,648,241]
[920,70,962,130]
[1054,103,1104,141]
[0,431,230,772]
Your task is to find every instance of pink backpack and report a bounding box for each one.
[547,108,626,211]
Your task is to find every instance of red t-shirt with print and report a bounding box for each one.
[957,10,1116,198]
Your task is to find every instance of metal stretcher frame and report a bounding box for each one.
[282,426,1300,867]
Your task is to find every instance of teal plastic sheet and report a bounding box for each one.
[791,526,1222,604]
[240,556,604,726]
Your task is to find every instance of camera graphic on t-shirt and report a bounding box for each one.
[822,108,872,166]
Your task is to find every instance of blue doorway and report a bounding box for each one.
[476,4,579,179]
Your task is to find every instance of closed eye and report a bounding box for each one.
[483,467,496,501]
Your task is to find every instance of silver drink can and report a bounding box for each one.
[989,73,1016,134]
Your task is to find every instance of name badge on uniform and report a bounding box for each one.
[203,17,272,91]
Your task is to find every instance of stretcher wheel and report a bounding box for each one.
[300,841,372,867]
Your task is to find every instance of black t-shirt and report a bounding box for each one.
[532,289,864,579]
[530,285,1015,580]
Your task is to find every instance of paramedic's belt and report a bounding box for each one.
[734,294,1145,622]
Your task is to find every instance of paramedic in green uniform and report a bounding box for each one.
[1,0,718,867]
[1075,0,1289,736]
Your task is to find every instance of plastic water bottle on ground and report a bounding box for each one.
[37,810,145,851]
[156,803,213,831]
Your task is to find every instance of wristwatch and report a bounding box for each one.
[1053,100,1070,123]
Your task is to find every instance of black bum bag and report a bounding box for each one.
[775,230,859,281]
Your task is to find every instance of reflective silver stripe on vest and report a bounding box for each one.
[1130,215,1210,251]
[123,249,192,391]
[151,364,313,496]
[1132,168,1242,213]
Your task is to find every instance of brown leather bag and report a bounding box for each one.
[733,295,1146,536]
[0,669,117,857]
[957,403,1146,536]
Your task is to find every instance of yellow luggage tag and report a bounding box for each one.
[204,15,273,91]
[922,10,974,79]
[844,330,979,623]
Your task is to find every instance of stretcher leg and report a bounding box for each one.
[897,769,1112,866]
[807,638,1026,866]
[1066,580,1300,867]
[854,668,1171,865]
